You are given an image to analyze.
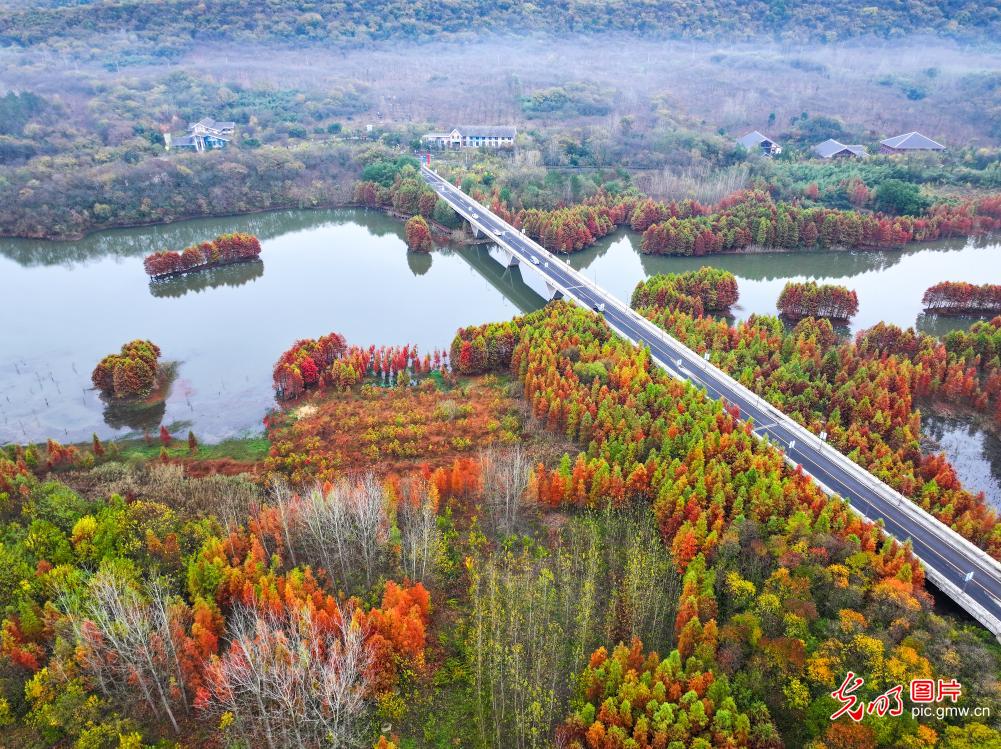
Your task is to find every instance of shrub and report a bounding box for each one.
[91,340,161,399]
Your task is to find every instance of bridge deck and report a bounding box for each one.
[422,164,1001,640]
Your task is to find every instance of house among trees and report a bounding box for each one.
[421,126,517,149]
[736,130,782,156]
[165,117,236,152]
[879,131,945,153]
[813,139,868,159]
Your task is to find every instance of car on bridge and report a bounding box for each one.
[531,256,540,265]
[592,302,606,313]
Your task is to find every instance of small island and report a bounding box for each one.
[631,267,739,317]
[777,280,859,322]
[91,339,163,399]
[922,281,1001,316]
[143,232,262,279]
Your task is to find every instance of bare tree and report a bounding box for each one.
[267,475,300,567]
[288,475,390,593]
[480,445,532,535]
[352,474,388,587]
[397,477,441,584]
[202,604,371,749]
[66,570,189,733]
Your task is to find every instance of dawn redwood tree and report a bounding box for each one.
[405,215,433,252]
[631,268,739,316]
[923,282,1001,315]
[92,340,161,399]
[777,281,859,321]
[144,233,261,278]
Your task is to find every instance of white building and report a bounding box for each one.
[422,126,517,149]
[165,117,236,152]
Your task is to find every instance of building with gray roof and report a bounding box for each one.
[813,139,868,159]
[880,132,945,153]
[736,130,782,156]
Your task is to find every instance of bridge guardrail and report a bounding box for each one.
[424,167,1001,634]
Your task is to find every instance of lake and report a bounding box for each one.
[924,415,1001,510]
[2,209,1000,500]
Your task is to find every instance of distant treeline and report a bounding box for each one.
[0,146,358,240]
[0,0,997,57]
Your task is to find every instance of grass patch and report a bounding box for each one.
[109,434,269,463]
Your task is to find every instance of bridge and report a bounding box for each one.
[421,164,1001,640]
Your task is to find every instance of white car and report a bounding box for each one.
[592,302,606,313]
[531,256,540,265]
[471,213,479,219]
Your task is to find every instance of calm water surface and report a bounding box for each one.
[2,209,1000,505]
[567,230,1001,334]
[0,210,532,444]
[924,415,1001,510]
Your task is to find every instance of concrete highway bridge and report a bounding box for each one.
[422,163,1001,640]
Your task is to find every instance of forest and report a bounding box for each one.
[3,1,1001,747]
[1,0,997,63]
[361,159,1001,257]
[776,282,860,322]
[3,302,1001,749]
[630,274,1001,555]
[9,267,989,747]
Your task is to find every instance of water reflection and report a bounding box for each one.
[102,396,168,433]
[0,209,529,444]
[406,251,433,277]
[565,230,1001,334]
[149,259,265,298]
[0,209,389,267]
[459,245,548,314]
[915,312,999,339]
[923,414,1001,510]
[2,208,1000,447]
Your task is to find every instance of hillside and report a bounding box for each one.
[0,0,999,61]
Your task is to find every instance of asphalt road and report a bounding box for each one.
[422,166,1001,633]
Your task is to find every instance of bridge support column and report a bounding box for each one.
[504,249,519,267]
[544,281,564,301]
[469,222,481,238]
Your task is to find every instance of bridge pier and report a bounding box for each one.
[469,222,481,238]
[487,246,519,268]
[545,281,564,300]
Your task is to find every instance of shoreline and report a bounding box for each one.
[2,201,991,258]
[0,199,358,242]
